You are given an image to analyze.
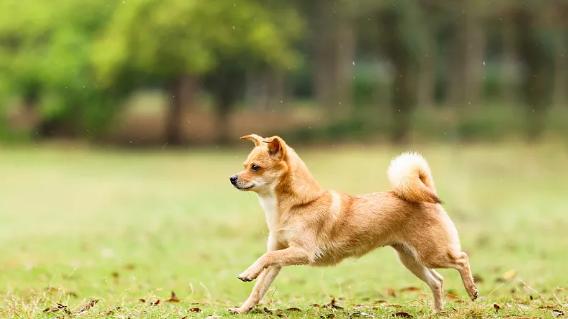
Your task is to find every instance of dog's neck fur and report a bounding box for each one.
[277,147,323,205]
[257,147,323,231]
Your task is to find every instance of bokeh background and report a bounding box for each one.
[1,1,568,318]
[0,0,567,144]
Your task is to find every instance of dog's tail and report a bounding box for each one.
[387,152,441,204]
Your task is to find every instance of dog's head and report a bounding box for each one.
[229,134,288,193]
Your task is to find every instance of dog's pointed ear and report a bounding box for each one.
[240,134,263,147]
[264,136,287,160]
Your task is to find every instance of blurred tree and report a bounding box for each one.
[93,0,301,144]
[377,0,425,143]
[310,0,356,117]
[446,1,487,110]
[512,3,556,139]
[0,0,118,138]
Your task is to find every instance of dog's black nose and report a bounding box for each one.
[230,175,238,185]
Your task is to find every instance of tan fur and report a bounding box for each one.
[229,135,478,314]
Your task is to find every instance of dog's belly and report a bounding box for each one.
[311,235,390,266]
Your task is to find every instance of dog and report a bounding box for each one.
[228,134,478,314]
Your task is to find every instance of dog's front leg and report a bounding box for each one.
[229,266,281,314]
[237,246,310,282]
[230,235,283,314]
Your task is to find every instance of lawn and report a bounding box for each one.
[0,142,567,318]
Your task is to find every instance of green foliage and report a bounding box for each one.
[92,0,302,88]
[0,0,119,137]
[0,0,302,139]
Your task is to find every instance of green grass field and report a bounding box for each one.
[1,142,567,318]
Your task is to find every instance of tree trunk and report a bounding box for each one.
[312,0,355,117]
[165,74,197,145]
[447,3,485,109]
[417,30,436,108]
[379,3,421,143]
[501,9,518,105]
[552,35,567,108]
[513,8,555,140]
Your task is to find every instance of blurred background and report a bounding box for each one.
[0,0,567,146]
[1,1,568,317]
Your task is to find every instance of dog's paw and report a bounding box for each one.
[237,273,254,282]
[228,306,249,314]
[237,268,261,282]
[471,288,479,301]
[467,286,479,301]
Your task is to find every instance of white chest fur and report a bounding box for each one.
[258,192,278,232]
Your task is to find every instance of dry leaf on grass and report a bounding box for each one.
[43,303,70,314]
[399,286,421,292]
[325,297,344,310]
[493,303,501,313]
[189,307,201,313]
[393,311,412,318]
[167,291,180,303]
[75,299,99,314]
[446,290,460,300]
[350,311,375,318]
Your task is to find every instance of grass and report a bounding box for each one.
[0,142,567,318]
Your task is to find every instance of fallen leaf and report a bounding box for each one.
[167,291,180,303]
[446,290,459,300]
[189,307,201,313]
[263,307,273,314]
[399,286,421,292]
[139,298,146,303]
[350,311,375,318]
[493,303,501,313]
[76,299,99,314]
[386,288,397,298]
[552,309,564,317]
[393,311,412,318]
[286,307,301,311]
[43,303,69,314]
[152,299,160,306]
[325,297,344,310]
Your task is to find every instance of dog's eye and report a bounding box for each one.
[250,164,261,171]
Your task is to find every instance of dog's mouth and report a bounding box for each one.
[235,184,255,190]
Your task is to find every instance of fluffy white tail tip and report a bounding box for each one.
[387,152,441,204]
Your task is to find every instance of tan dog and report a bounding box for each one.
[228,134,477,314]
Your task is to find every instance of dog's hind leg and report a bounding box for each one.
[447,251,478,301]
[421,250,478,301]
[393,244,444,312]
